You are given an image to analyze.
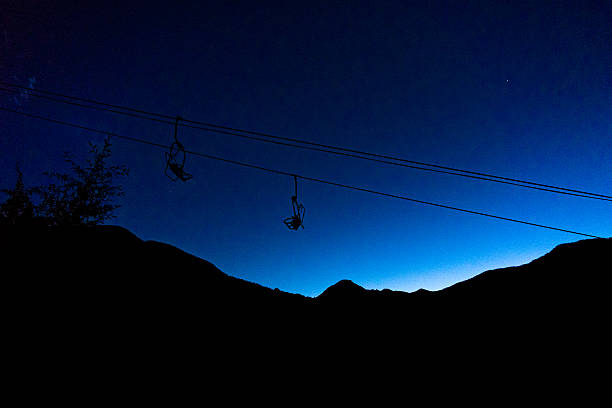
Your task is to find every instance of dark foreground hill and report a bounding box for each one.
[2,225,610,397]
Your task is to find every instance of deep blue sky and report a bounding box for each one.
[1,1,610,296]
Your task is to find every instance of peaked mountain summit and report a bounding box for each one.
[317,279,367,300]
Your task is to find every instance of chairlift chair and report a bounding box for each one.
[164,116,193,182]
[283,175,305,230]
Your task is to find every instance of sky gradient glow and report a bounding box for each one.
[1,1,610,296]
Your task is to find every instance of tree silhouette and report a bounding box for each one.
[0,163,37,225]
[0,137,129,226]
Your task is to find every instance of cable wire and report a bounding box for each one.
[1,85,611,202]
[1,80,610,201]
[0,106,604,239]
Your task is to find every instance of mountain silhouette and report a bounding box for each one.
[3,224,609,396]
[4,224,609,329]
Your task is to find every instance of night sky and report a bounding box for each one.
[1,1,610,296]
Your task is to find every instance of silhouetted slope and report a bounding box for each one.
[3,224,320,399]
[2,224,315,369]
[2,224,309,310]
[431,237,610,325]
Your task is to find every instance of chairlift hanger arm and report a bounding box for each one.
[174,115,182,143]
